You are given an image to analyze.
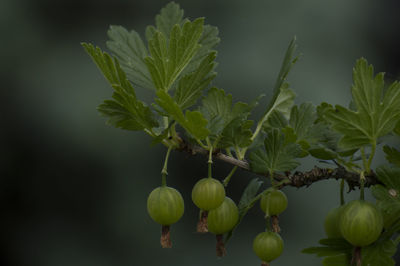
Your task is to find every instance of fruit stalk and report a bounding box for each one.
[161,146,173,186]
[271,215,280,233]
[197,210,208,233]
[207,137,213,179]
[351,246,361,266]
[161,225,172,248]
[216,234,227,257]
[261,262,270,266]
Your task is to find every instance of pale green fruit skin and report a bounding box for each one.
[191,178,225,210]
[339,200,383,247]
[324,206,344,238]
[147,186,184,225]
[207,197,239,234]
[253,232,284,262]
[260,189,288,215]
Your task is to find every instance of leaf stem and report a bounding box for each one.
[223,166,238,187]
[161,146,173,186]
[226,148,233,157]
[359,171,365,201]
[360,147,368,172]
[265,216,272,232]
[196,139,209,150]
[163,116,169,130]
[207,137,213,179]
[366,141,376,174]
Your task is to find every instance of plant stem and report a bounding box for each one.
[265,216,272,232]
[161,146,173,186]
[163,116,169,130]
[207,137,213,179]
[223,166,238,187]
[359,172,365,201]
[196,139,209,150]
[366,141,376,174]
[269,170,275,186]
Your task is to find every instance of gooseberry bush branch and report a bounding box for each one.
[83,2,400,265]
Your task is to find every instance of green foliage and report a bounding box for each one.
[106,26,154,91]
[145,18,204,91]
[372,166,400,233]
[383,146,400,167]
[155,90,209,140]
[174,52,217,110]
[302,238,352,260]
[200,87,256,149]
[362,239,396,266]
[324,58,400,150]
[224,178,263,243]
[266,37,299,116]
[249,36,298,147]
[82,43,158,131]
[153,2,185,38]
[84,2,400,264]
[249,128,301,174]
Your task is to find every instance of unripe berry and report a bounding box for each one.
[339,200,383,247]
[324,206,344,238]
[260,189,288,216]
[192,178,225,210]
[207,197,239,234]
[147,186,184,225]
[253,231,284,263]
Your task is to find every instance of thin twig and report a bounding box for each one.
[176,137,380,190]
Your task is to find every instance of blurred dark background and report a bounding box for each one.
[2,0,400,265]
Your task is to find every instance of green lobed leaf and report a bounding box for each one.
[372,184,400,231]
[219,119,254,148]
[174,52,217,110]
[383,145,400,167]
[106,26,154,90]
[155,90,209,140]
[224,178,263,244]
[249,128,301,174]
[82,43,158,131]
[324,58,400,149]
[307,102,359,159]
[154,2,185,38]
[266,36,299,115]
[182,24,220,75]
[281,103,328,157]
[362,239,396,266]
[200,87,257,147]
[302,238,352,265]
[264,110,288,129]
[372,166,400,236]
[322,254,351,266]
[146,2,219,77]
[289,103,317,141]
[252,37,298,141]
[376,165,400,190]
[145,18,204,91]
[264,83,296,121]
